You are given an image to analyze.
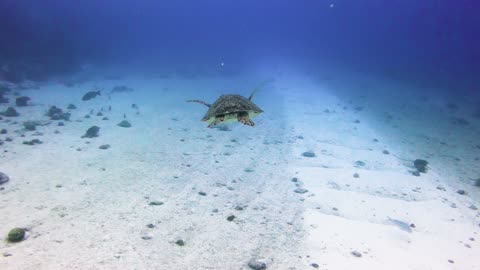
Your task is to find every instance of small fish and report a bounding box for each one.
[82,90,101,101]
[387,217,413,233]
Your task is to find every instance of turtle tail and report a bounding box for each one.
[186,100,211,107]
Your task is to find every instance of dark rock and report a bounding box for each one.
[382,150,390,154]
[148,201,164,206]
[354,160,366,166]
[141,235,152,240]
[99,144,110,150]
[0,172,9,185]
[302,151,316,157]
[15,96,31,107]
[294,188,308,194]
[227,215,236,221]
[0,129,6,134]
[58,122,65,126]
[117,120,132,128]
[47,106,70,121]
[67,104,77,109]
[81,126,100,138]
[7,228,26,242]
[457,189,466,195]
[102,117,109,120]
[22,139,42,145]
[5,137,12,142]
[248,259,267,270]
[84,115,90,118]
[0,107,19,117]
[146,224,155,228]
[351,251,362,257]
[353,173,360,178]
[198,191,207,196]
[96,112,103,116]
[311,263,319,268]
[23,121,38,131]
[413,159,428,173]
[291,177,298,182]
[175,239,185,246]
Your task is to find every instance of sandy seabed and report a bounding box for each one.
[1,71,479,270]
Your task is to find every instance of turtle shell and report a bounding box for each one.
[202,94,263,121]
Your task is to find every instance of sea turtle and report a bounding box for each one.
[187,90,263,128]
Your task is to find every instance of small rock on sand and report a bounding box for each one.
[302,151,316,157]
[351,250,362,257]
[99,144,111,150]
[248,259,267,270]
[294,188,308,194]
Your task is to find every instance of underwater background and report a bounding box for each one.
[1,1,479,270]
[1,0,479,89]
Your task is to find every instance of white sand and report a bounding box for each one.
[0,72,479,269]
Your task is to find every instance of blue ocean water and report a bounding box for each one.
[1,0,478,89]
[1,1,479,270]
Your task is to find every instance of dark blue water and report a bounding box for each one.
[1,0,478,91]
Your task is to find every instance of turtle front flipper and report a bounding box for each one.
[237,112,255,126]
[208,115,225,128]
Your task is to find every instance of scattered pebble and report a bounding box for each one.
[294,188,308,194]
[302,151,316,158]
[248,259,267,270]
[198,191,207,196]
[227,215,236,221]
[353,173,359,178]
[22,139,42,145]
[148,201,164,206]
[81,126,100,138]
[117,120,132,128]
[0,172,9,185]
[311,263,319,268]
[351,250,362,257]
[7,228,26,242]
[99,144,111,150]
[413,159,428,173]
[175,239,185,246]
[146,224,155,228]
[382,150,390,154]
[457,189,466,195]
[354,161,365,166]
[141,235,152,240]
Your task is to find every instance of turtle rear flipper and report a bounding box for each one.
[238,112,255,126]
[208,115,225,128]
[187,100,211,107]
